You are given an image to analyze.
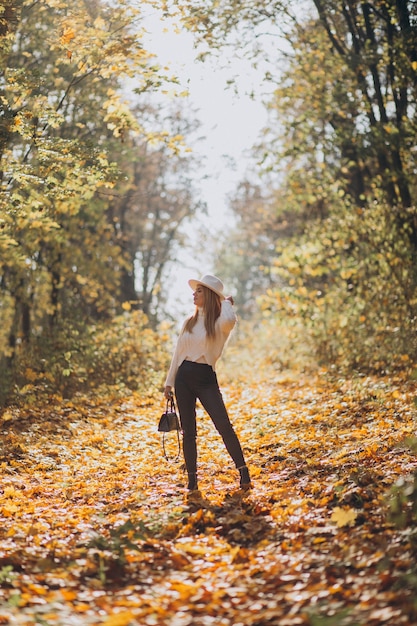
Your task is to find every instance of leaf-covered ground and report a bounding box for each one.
[1,369,417,626]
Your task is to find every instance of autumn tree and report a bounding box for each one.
[257,2,417,369]
[109,102,205,324]
[0,0,201,403]
[213,180,279,319]
[168,0,417,370]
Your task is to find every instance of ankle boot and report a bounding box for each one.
[187,473,198,491]
[238,465,251,490]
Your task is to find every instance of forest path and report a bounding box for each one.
[0,368,416,625]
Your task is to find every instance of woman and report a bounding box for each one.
[164,274,251,492]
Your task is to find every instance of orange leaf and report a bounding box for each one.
[103,612,135,626]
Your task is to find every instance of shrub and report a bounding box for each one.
[261,200,417,374]
[0,311,171,406]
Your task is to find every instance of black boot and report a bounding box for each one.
[187,473,198,491]
[238,465,252,490]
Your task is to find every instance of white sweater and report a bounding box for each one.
[164,300,237,388]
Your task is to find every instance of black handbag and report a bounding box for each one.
[158,397,181,461]
[158,397,180,432]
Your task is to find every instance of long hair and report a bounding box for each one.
[183,286,222,340]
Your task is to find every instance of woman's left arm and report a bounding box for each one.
[218,297,237,333]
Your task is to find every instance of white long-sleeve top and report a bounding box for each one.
[164,300,237,388]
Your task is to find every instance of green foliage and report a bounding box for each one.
[389,438,417,529]
[261,198,417,372]
[1,311,170,406]
[160,0,290,55]
[0,0,155,365]
[84,519,148,585]
[388,439,417,597]
[307,609,357,626]
[389,471,417,530]
[0,565,16,586]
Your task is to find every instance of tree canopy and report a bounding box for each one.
[0,0,203,403]
[168,0,417,372]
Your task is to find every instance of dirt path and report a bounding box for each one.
[0,371,416,625]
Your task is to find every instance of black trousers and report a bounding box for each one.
[174,360,246,474]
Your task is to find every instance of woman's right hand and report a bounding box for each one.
[164,386,173,399]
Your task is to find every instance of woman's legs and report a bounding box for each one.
[200,380,251,487]
[197,380,246,469]
[175,360,250,487]
[175,363,198,475]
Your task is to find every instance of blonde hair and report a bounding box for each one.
[183,285,222,340]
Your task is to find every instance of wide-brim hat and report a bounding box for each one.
[188,274,225,300]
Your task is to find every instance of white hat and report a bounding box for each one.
[188,274,225,300]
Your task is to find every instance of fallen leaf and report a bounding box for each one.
[330,506,358,527]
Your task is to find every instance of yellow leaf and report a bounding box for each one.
[61,27,75,46]
[330,506,358,527]
[2,502,19,517]
[1,410,13,422]
[25,368,38,382]
[103,612,135,626]
[28,584,47,595]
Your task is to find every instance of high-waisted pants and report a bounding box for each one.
[174,360,246,474]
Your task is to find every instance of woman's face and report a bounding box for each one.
[193,285,205,308]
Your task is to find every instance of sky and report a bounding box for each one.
[141,10,270,317]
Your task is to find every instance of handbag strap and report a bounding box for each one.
[162,396,181,462]
[162,427,181,462]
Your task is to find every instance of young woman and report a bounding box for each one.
[164,274,251,492]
